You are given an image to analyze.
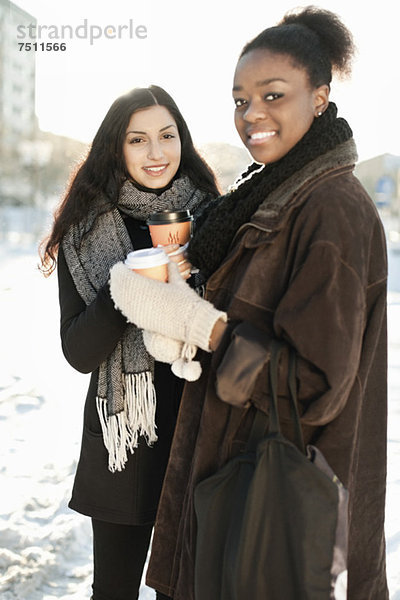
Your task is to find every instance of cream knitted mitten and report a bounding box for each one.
[143,330,202,382]
[142,330,183,363]
[109,261,227,352]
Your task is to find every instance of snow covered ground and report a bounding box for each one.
[0,236,399,599]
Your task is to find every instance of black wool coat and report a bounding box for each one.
[57,215,184,525]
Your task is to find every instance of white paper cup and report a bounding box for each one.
[124,248,169,282]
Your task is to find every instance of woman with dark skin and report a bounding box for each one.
[39,85,219,600]
[108,8,388,598]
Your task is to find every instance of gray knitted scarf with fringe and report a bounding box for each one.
[62,176,209,472]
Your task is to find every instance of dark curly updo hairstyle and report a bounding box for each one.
[240,5,355,88]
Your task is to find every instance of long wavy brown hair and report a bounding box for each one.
[39,85,219,276]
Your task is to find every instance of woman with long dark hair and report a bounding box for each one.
[108,9,388,599]
[40,85,219,600]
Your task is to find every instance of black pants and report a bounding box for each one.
[91,519,172,600]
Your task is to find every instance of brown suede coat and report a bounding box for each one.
[146,139,389,599]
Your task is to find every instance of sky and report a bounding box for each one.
[9,0,400,162]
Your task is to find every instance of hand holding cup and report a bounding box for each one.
[163,242,192,280]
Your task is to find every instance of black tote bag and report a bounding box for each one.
[194,342,348,600]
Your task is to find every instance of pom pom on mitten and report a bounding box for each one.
[171,343,202,381]
[143,331,202,382]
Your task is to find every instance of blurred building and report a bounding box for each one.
[355,154,400,247]
[0,0,38,204]
[199,142,251,193]
[0,0,37,142]
[355,154,400,206]
[0,0,87,232]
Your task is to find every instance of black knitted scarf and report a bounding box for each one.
[188,102,352,278]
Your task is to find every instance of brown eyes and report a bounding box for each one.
[128,133,176,144]
[233,92,284,109]
[233,98,247,108]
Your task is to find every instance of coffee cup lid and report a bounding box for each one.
[147,209,193,225]
[124,247,169,269]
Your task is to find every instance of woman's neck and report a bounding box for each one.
[128,171,180,196]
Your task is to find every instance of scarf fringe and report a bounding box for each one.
[96,371,158,473]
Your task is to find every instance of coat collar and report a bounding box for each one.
[251,139,358,231]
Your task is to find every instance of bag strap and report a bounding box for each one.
[246,408,269,452]
[267,341,282,435]
[246,341,305,454]
[287,349,306,454]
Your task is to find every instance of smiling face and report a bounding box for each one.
[233,49,329,164]
[123,104,181,188]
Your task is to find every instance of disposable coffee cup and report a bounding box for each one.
[147,210,193,247]
[124,247,169,282]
